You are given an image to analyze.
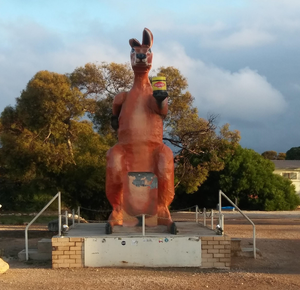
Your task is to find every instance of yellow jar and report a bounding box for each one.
[151,76,167,91]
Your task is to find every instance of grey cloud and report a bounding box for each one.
[154,44,287,122]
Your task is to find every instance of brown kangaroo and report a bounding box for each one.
[105,28,176,234]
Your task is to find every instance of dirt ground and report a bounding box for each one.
[0,211,300,290]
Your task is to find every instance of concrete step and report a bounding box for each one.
[38,239,52,253]
[18,249,51,261]
[18,238,53,261]
[240,247,262,257]
[231,238,241,256]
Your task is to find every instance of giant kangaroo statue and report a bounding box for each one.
[105,28,176,234]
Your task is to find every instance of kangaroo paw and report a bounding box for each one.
[111,115,119,130]
[105,222,113,234]
[153,90,168,102]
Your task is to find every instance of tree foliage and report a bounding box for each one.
[286,146,300,160]
[69,62,133,137]
[172,146,300,210]
[262,151,286,160]
[0,71,111,212]
[219,146,299,210]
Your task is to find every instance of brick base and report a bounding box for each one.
[201,236,231,269]
[52,237,84,268]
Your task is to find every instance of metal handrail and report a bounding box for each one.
[25,192,61,261]
[219,190,256,259]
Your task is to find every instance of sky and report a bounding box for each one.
[0,0,300,154]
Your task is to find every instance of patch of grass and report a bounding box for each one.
[0,215,58,225]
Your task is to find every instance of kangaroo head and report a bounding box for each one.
[129,28,153,73]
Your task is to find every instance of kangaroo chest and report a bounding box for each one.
[118,90,163,145]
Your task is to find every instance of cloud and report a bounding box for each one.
[0,19,129,110]
[154,43,287,122]
[204,29,275,49]
[0,13,290,131]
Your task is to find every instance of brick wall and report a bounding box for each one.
[201,236,231,269]
[52,237,84,268]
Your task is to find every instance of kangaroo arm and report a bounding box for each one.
[111,92,126,130]
[112,92,127,117]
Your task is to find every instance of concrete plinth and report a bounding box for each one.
[51,222,231,269]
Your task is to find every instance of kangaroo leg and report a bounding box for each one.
[106,144,125,232]
[154,144,177,233]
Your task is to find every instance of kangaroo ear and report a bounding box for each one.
[129,38,141,47]
[142,28,153,47]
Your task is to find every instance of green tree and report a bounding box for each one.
[0,71,111,212]
[262,151,286,160]
[262,150,278,160]
[277,152,286,160]
[219,146,299,210]
[286,147,300,160]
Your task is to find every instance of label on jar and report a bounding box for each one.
[152,76,167,91]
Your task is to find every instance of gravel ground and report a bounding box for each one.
[0,211,300,290]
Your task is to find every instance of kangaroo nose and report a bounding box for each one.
[136,53,146,59]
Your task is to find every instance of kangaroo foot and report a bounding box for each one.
[169,222,178,235]
[105,222,112,234]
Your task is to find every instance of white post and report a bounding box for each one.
[221,214,225,235]
[78,206,80,224]
[219,190,222,215]
[218,190,222,229]
[211,209,214,229]
[65,211,68,226]
[195,205,199,223]
[72,209,75,227]
[58,192,61,237]
[142,214,145,236]
[203,208,206,226]
[253,226,256,259]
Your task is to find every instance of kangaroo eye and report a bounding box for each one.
[131,48,135,53]
[148,48,152,53]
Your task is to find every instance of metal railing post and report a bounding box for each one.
[211,209,214,229]
[219,190,222,228]
[65,211,68,226]
[195,205,199,223]
[25,192,61,261]
[77,206,80,224]
[219,190,222,215]
[58,192,61,237]
[142,214,145,236]
[203,208,206,226]
[221,214,224,235]
[72,209,75,227]
[219,190,256,259]
[253,226,256,259]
